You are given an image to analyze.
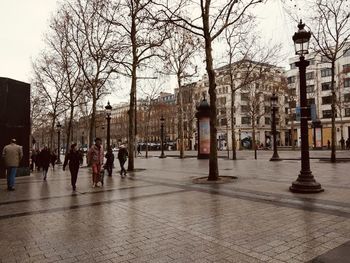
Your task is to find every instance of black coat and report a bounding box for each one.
[118,148,128,162]
[105,152,114,165]
[63,150,82,170]
[39,149,51,168]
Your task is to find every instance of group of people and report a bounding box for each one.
[31,147,58,180]
[2,137,128,192]
[63,138,128,191]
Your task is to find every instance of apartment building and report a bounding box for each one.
[286,43,350,146]
[176,60,287,150]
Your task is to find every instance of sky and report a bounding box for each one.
[0,0,301,104]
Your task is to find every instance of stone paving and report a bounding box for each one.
[0,150,350,263]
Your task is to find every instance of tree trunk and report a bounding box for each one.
[203,11,219,181]
[331,61,336,162]
[230,87,236,160]
[177,75,185,158]
[65,105,74,154]
[89,87,96,148]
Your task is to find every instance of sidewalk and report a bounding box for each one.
[0,154,349,262]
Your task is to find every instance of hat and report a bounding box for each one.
[11,138,16,143]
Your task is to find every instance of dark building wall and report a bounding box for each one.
[0,78,31,178]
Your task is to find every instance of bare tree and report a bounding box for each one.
[32,52,66,149]
[46,8,86,153]
[103,0,169,171]
[309,0,350,162]
[66,0,116,147]
[139,78,164,158]
[160,26,201,158]
[157,0,263,180]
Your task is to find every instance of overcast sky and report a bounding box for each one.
[0,0,300,101]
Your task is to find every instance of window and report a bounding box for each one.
[344,93,350,102]
[321,82,332,91]
[290,63,296,69]
[265,117,270,125]
[306,72,314,80]
[306,85,314,93]
[241,117,251,124]
[322,96,332,105]
[343,64,350,73]
[264,106,271,113]
[220,118,227,126]
[344,78,350,88]
[241,93,249,101]
[344,49,350,57]
[289,101,296,108]
[322,110,332,118]
[307,98,315,106]
[321,68,332,77]
[287,76,296,84]
[289,88,296,96]
[241,105,249,113]
[345,108,350,117]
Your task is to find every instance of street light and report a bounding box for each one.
[56,121,62,164]
[270,93,280,161]
[105,101,112,150]
[159,115,166,158]
[290,20,323,193]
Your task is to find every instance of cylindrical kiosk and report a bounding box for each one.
[195,98,210,159]
[312,119,323,149]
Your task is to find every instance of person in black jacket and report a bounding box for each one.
[39,146,51,181]
[117,145,128,177]
[63,143,83,191]
[105,147,114,176]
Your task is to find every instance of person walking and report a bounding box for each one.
[2,138,23,191]
[327,140,331,150]
[87,138,104,187]
[117,145,128,177]
[63,143,83,191]
[137,144,142,156]
[50,150,57,170]
[104,147,114,177]
[346,138,350,150]
[39,146,51,181]
[340,137,345,150]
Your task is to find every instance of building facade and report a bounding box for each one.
[286,44,350,147]
[176,60,287,150]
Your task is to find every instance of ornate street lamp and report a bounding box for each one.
[290,20,323,193]
[270,93,280,161]
[159,115,166,158]
[105,101,112,150]
[56,121,62,164]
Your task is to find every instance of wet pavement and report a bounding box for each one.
[0,150,350,263]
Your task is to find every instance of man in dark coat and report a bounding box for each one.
[39,146,51,181]
[105,147,114,176]
[117,145,128,177]
[63,143,83,191]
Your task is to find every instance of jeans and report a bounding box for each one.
[6,167,17,188]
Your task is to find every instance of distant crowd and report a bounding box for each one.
[2,137,128,192]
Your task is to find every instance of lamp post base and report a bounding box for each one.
[159,153,166,159]
[290,172,324,193]
[269,153,281,161]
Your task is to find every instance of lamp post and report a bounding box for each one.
[270,93,280,161]
[56,121,62,164]
[159,115,166,158]
[105,101,112,150]
[290,20,323,193]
